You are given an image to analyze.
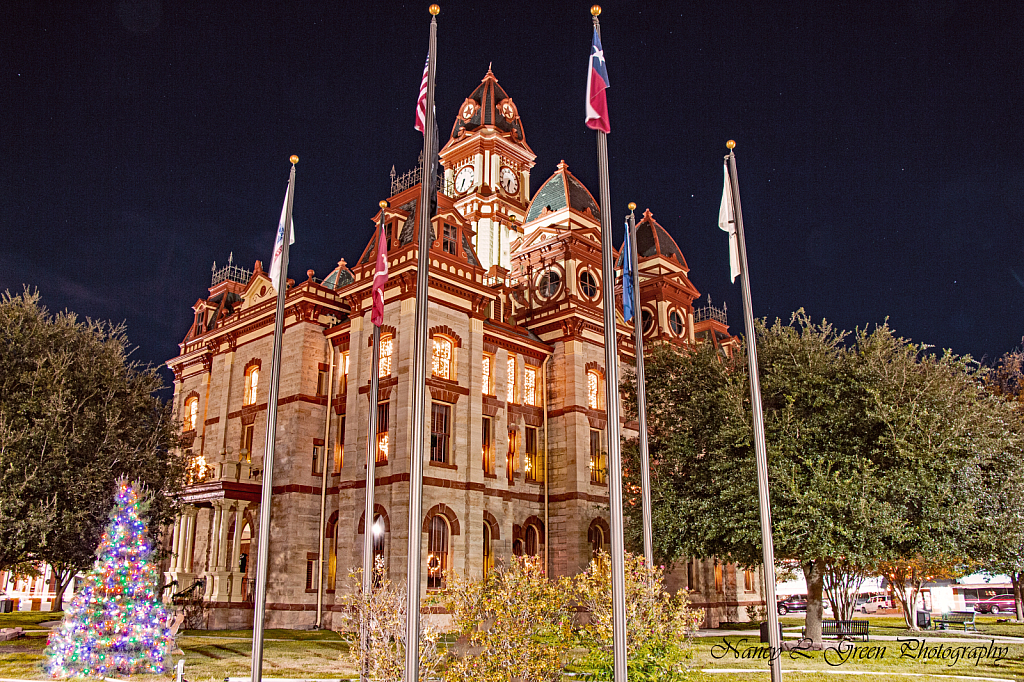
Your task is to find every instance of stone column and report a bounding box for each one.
[229,507,245,602]
[209,501,233,602]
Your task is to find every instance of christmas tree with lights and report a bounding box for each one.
[46,480,173,678]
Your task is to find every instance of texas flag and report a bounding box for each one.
[585,28,610,133]
[371,220,389,327]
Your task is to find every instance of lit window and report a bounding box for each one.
[427,515,449,590]
[744,569,755,592]
[482,355,492,395]
[507,429,518,484]
[580,270,598,298]
[507,356,516,403]
[524,366,537,406]
[244,366,259,406]
[340,352,349,394]
[183,397,198,432]
[525,524,540,557]
[483,522,493,578]
[335,415,345,472]
[432,337,452,380]
[590,429,607,484]
[525,426,542,482]
[588,523,605,558]
[240,423,255,462]
[714,562,724,593]
[587,370,601,410]
[482,416,494,474]
[430,403,451,463]
[377,401,389,463]
[443,224,458,255]
[379,336,393,377]
[669,310,686,337]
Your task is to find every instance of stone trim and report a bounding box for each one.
[422,503,460,536]
[356,504,390,533]
[483,511,501,540]
[428,325,462,348]
[367,325,397,347]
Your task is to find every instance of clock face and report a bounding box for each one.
[455,166,475,193]
[499,167,519,194]
[460,99,476,121]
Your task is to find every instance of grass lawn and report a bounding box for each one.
[5,611,1024,681]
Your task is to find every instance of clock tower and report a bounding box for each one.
[440,67,536,272]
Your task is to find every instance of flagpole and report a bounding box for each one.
[314,337,335,629]
[726,141,782,682]
[626,203,653,570]
[405,6,439,681]
[361,200,387,682]
[250,154,298,682]
[591,7,628,682]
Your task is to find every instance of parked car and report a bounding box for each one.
[975,594,1016,614]
[857,595,892,613]
[777,595,807,615]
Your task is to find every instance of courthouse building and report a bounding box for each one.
[163,68,759,629]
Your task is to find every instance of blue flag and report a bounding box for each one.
[623,221,635,322]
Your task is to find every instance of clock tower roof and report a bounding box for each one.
[524,160,601,224]
[445,67,530,152]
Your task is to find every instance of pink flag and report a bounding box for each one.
[371,223,388,327]
[414,55,429,134]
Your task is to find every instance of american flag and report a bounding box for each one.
[414,55,429,133]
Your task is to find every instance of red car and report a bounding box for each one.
[975,594,1016,614]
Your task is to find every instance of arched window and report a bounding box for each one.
[483,522,493,579]
[669,310,686,337]
[525,524,539,557]
[372,514,386,582]
[512,539,524,557]
[244,366,259,406]
[588,524,605,558]
[379,335,394,377]
[426,516,449,590]
[183,396,198,432]
[432,336,452,380]
[579,270,598,299]
[587,369,602,410]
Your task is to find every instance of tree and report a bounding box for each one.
[0,289,186,608]
[45,480,173,677]
[622,312,1003,639]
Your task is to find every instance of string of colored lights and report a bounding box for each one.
[46,481,173,678]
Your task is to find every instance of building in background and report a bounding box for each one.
[163,69,750,629]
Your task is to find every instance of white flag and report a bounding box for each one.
[719,164,740,283]
[269,189,296,293]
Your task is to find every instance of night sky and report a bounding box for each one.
[5,0,1024,391]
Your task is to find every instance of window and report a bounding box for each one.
[507,356,516,403]
[432,336,452,380]
[385,222,393,246]
[524,366,538,406]
[482,416,494,475]
[525,524,539,557]
[442,223,458,255]
[183,396,198,432]
[312,445,324,475]
[426,515,448,590]
[306,556,316,591]
[587,370,601,410]
[513,539,524,556]
[669,310,686,337]
[537,269,561,298]
[379,335,393,377]
[687,561,696,591]
[244,366,259,406]
[316,368,329,396]
[641,309,655,335]
[525,426,542,482]
[714,561,724,593]
[588,524,605,558]
[580,270,598,298]
[240,423,255,462]
[340,352,350,394]
[483,523,493,579]
[507,429,518,484]
[482,355,492,395]
[327,518,338,591]
[744,568,755,592]
[334,415,345,472]
[377,401,389,463]
[372,514,386,579]
[590,429,607,484]
[430,403,451,463]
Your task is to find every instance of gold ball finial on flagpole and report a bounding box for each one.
[429,4,440,15]
[628,202,636,211]
[290,155,299,164]
[726,140,736,150]
[591,5,602,16]
[379,200,389,209]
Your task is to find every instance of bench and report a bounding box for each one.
[937,611,977,631]
[820,619,870,641]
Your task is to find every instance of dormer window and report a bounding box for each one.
[442,224,458,255]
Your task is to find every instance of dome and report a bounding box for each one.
[524,161,601,224]
[619,210,688,270]
[447,67,529,150]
